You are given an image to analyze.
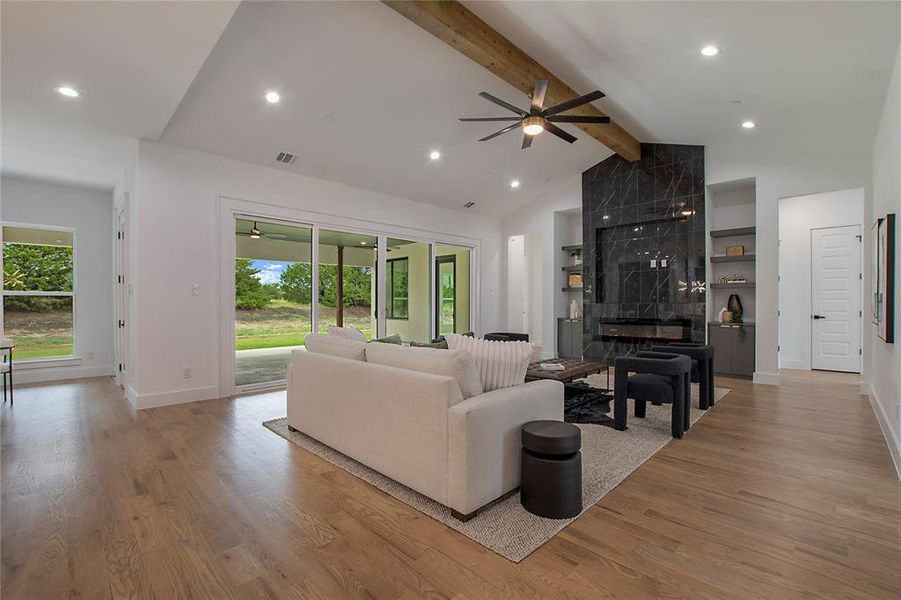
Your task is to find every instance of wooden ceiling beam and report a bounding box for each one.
[382,0,641,161]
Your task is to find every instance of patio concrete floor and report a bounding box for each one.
[235,346,299,387]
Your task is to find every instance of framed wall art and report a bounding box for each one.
[873,213,895,343]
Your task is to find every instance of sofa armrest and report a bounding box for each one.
[447,379,564,514]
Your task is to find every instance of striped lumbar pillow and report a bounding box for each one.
[445,333,532,392]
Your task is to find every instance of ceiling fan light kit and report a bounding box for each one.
[459,79,611,150]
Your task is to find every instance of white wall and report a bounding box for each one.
[707,145,871,385]
[503,175,583,358]
[1,176,115,383]
[778,188,864,370]
[867,30,901,477]
[130,140,503,407]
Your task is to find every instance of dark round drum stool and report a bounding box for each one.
[520,420,582,519]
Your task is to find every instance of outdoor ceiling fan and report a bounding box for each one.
[459,79,610,149]
[237,221,287,240]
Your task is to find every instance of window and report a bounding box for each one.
[386,257,408,319]
[2,226,75,360]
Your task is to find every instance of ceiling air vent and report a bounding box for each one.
[463,201,476,208]
[275,151,297,164]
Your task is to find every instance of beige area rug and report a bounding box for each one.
[263,386,730,562]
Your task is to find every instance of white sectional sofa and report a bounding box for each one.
[286,334,564,520]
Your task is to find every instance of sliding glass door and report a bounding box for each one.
[317,229,377,338]
[234,218,312,387]
[384,238,432,343]
[230,215,474,390]
[435,245,471,337]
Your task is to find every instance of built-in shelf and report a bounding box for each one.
[709,226,756,238]
[710,254,756,263]
[561,265,584,272]
[708,321,756,326]
[561,244,583,252]
[562,287,584,292]
[709,282,755,290]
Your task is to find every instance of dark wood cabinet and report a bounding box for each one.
[708,323,755,378]
[557,319,583,359]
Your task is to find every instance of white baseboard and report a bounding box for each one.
[14,364,114,384]
[779,359,808,370]
[868,386,901,481]
[126,385,139,408]
[752,371,781,385]
[133,385,219,409]
[859,381,871,396]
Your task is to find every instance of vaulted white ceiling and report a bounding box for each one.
[2,1,899,215]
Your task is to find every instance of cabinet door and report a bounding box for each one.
[570,321,582,359]
[730,326,755,377]
[558,321,572,358]
[709,325,733,374]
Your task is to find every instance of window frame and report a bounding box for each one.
[386,256,409,320]
[435,254,456,336]
[1,222,77,362]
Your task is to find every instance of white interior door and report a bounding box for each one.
[811,225,861,372]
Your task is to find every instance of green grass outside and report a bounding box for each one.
[235,301,373,351]
[14,342,74,360]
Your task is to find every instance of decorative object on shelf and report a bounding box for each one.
[571,251,582,267]
[718,276,727,284]
[873,213,896,343]
[726,276,748,284]
[722,310,734,323]
[726,245,745,256]
[727,294,744,317]
[717,307,727,322]
[567,273,583,288]
[569,299,581,319]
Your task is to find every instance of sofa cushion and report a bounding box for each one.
[411,339,449,350]
[369,333,402,345]
[365,342,483,400]
[304,333,367,361]
[445,334,532,392]
[327,326,367,342]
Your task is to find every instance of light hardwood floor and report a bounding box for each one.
[2,371,899,599]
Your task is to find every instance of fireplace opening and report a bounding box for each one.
[595,318,692,343]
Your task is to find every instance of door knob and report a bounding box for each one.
[812,314,826,320]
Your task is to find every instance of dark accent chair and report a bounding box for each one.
[652,343,715,410]
[614,352,691,438]
[484,332,530,342]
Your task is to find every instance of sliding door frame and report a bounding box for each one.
[217,195,480,398]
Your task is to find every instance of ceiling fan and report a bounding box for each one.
[237,221,287,240]
[459,79,610,149]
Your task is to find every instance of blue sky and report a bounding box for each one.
[252,260,290,285]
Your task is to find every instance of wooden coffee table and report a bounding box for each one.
[526,359,614,426]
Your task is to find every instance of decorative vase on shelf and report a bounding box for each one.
[727,294,743,317]
[570,299,579,319]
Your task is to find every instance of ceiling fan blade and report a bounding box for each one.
[478,92,528,116]
[521,134,533,150]
[545,122,578,144]
[542,90,606,117]
[459,117,522,122]
[546,115,611,124]
[478,122,522,142]
[267,233,288,239]
[531,79,549,113]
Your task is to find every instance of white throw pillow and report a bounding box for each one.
[304,333,367,361]
[365,342,483,400]
[327,326,367,342]
[445,334,532,392]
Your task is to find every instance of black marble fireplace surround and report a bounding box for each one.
[582,143,706,365]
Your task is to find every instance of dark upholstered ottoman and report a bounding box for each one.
[520,421,582,519]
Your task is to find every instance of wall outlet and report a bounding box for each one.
[191,284,200,296]
[183,367,192,379]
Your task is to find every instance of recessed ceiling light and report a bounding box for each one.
[265,91,280,104]
[700,45,720,57]
[429,150,441,160]
[510,179,520,189]
[56,86,80,98]
[742,120,756,129]
[359,241,367,245]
